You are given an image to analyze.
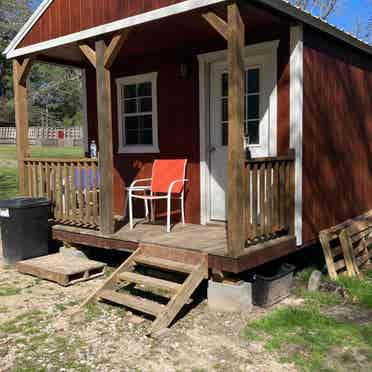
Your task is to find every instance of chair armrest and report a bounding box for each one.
[167,179,188,194]
[129,178,152,188]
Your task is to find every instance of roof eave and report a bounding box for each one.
[4,0,372,59]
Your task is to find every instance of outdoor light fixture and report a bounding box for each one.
[180,60,193,79]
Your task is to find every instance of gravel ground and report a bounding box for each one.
[0,240,299,372]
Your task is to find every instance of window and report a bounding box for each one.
[116,72,159,153]
[221,68,260,146]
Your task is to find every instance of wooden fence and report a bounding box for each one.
[0,126,82,144]
[22,158,99,227]
[245,150,295,242]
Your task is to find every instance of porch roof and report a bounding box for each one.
[4,0,372,60]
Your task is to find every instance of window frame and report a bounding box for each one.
[116,72,159,154]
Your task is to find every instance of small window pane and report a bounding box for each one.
[126,131,139,145]
[126,116,139,131]
[247,95,259,120]
[222,73,228,97]
[142,115,153,130]
[139,97,152,112]
[247,69,259,93]
[222,122,228,146]
[124,99,137,114]
[247,121,259,144]
[142,129,153,145]
[222,98,228,122]
[138,82,152,96]
[124,84,137,98]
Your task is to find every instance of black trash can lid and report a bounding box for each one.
[0,197,50,209]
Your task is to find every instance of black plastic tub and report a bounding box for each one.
[252,263,295,307]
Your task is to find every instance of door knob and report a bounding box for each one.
[209,146,216,153]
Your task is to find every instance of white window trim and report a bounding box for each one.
[116,72,159,154]
[198,40,279,225]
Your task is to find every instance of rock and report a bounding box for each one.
[307,270,322,291]
[54,318,70,331]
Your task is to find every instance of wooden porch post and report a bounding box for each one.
[203,3,246,257]
[79,32,129,234]
[227,3,246,257]
[95,39,115,234]
[13,58,33,195]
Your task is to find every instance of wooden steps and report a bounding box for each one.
[99,289,165,316]
[134,255,196,274]
[76,243,208,334]
[118,271,182,293]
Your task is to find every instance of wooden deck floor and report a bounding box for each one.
[52,220,298,273]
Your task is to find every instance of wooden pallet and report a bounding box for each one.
[76,243,208,335]
[319,210,372,279]
[339,220,372,278]
[16,253,106,286]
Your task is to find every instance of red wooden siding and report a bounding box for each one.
[84,10,291,223]
[302,28,372,245]
[19,0,187,48]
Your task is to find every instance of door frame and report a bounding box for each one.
[197,40,279,225]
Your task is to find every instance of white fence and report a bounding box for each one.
[0,126,83,146]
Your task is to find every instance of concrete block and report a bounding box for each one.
[207,280,252,312]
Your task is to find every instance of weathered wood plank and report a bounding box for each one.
[104,30,130,68]
[79,44,96,67]
[202,12,228,40]
[13,59,30,195]
[226,3,246,257]
[96,39,115,234]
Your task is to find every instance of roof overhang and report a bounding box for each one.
[4,0,372,59]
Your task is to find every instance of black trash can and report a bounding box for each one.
[0,197,50,265]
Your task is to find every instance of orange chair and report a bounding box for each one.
[128,159,188,232]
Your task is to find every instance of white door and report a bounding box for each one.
[209,61,270,221]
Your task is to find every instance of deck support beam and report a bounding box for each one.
[79,31,129,234]
[203,3,246,257]
[95,39,115,234]
[13,57,33,195]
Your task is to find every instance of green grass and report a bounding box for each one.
[337,270,372,309]
[295,287,343,307]
[244,306,372,371]
[0,145,84,201]
[0,167,18,200]
[245,271,372,371]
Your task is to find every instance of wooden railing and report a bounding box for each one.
[245,150,295,242]
[22,158,99,227]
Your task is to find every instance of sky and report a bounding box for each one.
[327,0,371,38]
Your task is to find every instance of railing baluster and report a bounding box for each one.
[77,162,84,224]
[259,162,265,237]
[64,162,70,220]
[252,163,258,238]
[92,161,98,226]
[265,161,271,237]
[279,161,286,229]
[70,162,77,222]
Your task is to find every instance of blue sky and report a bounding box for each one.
[327,0,371,37]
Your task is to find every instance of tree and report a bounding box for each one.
[290,0,338,20]
[0,0,83,127]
